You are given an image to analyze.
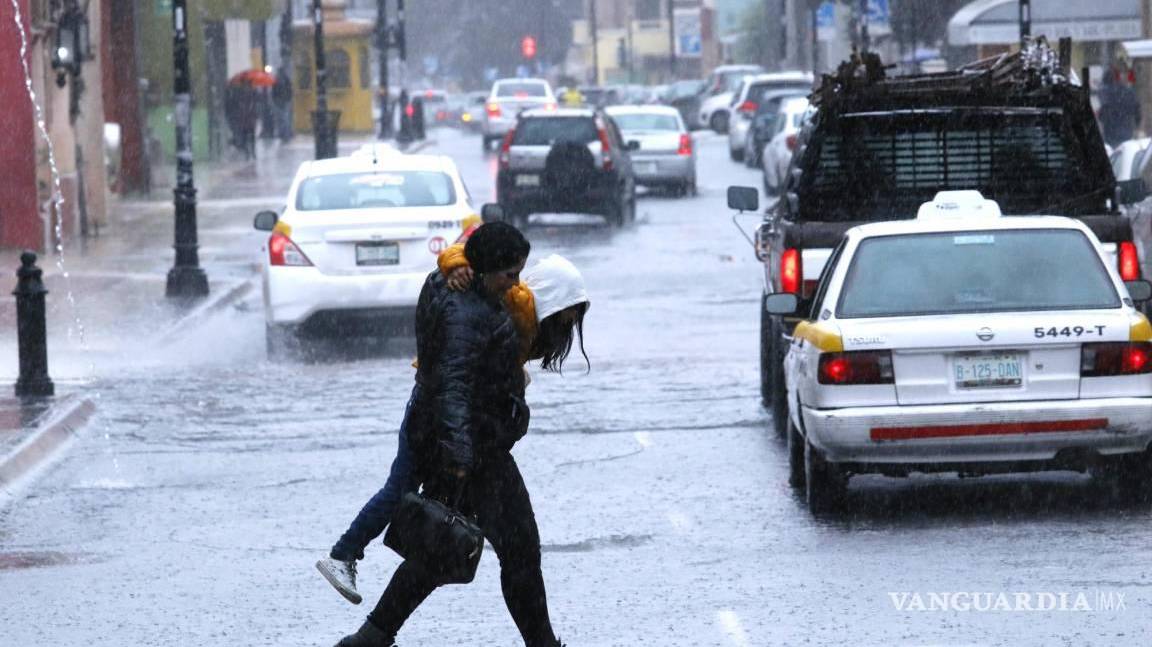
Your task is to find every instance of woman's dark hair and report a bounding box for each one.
[532,302,590,373]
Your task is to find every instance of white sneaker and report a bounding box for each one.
[316,557,362,605]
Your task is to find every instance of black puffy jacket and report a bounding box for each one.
[409,271,527,476]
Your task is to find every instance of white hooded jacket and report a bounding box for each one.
[523,254,589,323]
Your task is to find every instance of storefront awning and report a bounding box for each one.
[1122,39,1152,59]
[948,0,1141,46]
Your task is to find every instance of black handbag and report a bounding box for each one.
[383,489,484,584]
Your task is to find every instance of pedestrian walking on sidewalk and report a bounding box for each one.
[323,223,576,647]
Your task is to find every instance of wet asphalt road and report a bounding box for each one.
[2,129,1151,646]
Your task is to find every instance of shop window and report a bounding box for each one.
[327,49,351,89]
[636,0,661,20]
[360,46,371,89]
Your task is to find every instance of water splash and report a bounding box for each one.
[9,0,85,347]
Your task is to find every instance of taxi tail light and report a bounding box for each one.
[818,351,894,385]
[1118,241,1140,281]
[498,129,515,170]
[786,133,798,151]
[597,124,614,171]
[486,102,502,118]
[781,248,802,294]
[269,232,312,267]
[1081,342,1152,376]
[677,133,692,156]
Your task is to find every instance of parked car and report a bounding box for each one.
[460,91,487,132]
[698,64,765,133]
[607,105,696,196]
[663,79,707,130]
[743,89,808,168]
[579,86,622,108]
[764,191,1152,512]
[760,96,811,195]
[727,72,814,162]
[253,151,477,357]
[1110,137,1151,181]
[496,107,636,227]
[482,78,557,151]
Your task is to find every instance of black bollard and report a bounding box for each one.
[411,96,425,140]
[13,251,54,398]
[396,90,413,144]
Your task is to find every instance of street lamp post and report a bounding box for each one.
[377,0,392,139]
[1019,0,1031,45]
[667,0,676,79]
[165,0,209,301]
[312,0,339,159]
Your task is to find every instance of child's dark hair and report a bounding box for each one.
[532,302,590,373]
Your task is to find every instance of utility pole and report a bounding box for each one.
[166,0,209,300]
[279,0,293,139]
[377,0,392,139]
[590,0,600,85]
[859,0,870,51]
[1019,0,1031,45]
[667,0,676,79]
[1141,0,1152,136]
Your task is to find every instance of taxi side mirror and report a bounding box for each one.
[480,203,505,223]
[1125,279,1152,302]
[727,185,759,212]
[253,210,278,231]
[764,292,799,315]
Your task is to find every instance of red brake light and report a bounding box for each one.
[404,104,415,118]
[268,232,312,267]
[781,248,802,294]
[1119,241,1140,281]
[738,100,758,115]
[499,129,515,169]
[486,102,502,118]
[677,133,692,156]
[597,125,613,171]
[543,102,557,111]
[818,351,894,385]
[786,133,798,151]
[1082,342,1152,376]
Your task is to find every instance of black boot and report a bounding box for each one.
[333,620,395,647]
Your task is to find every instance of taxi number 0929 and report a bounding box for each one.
[1033,325,1105,338]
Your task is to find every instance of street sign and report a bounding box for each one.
[864,0,891,37]
[674,8,702,58]
[816,1,835,41]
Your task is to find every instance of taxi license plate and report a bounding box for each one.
[953,352,1023,388]
[356,242,399,266]
[515,174,540,187]
[636,162,658,175]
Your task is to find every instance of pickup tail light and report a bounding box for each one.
[1081,342,1152,376]
[498,129,515,170]
[738,100,758,115]
[781,248,802,294]
[786,133,798,151]
[269,232,312,267]
[597,125,614,171]
[818,351,895,385]
[486,102,502,118]
[543,102,558,111]
[677,133,692,156]
[1118,241,1140,281]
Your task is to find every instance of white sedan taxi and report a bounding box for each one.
[766,191,1152,512]
[253,151,478,356]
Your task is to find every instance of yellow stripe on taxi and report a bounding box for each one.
[793,321,844,352]
[1132,314,1152,342]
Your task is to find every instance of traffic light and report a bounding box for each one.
[521,35,537,60]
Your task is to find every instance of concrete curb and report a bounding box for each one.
[0,395,96,498]
[156,275,258,344]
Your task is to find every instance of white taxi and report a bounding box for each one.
[766,191,1152,512]
[253,150,479,356]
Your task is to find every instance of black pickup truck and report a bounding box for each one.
[731,42,1149,430]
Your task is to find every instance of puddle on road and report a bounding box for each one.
[542,533,653,553]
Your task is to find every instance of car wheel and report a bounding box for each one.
[766,317,788,433]
[805,437,847,514]
[1093,450,1152,501]
[605,198,626,227]
[787,417,805,489]
[729,143,744,162]
[710,111,728,134]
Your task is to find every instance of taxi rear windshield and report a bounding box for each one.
[513,117,598,146]
[837,229,1120,318]
[296,171,456,210]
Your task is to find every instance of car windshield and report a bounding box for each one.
[295,171,456,210]
[496,82,548,98]
[513,117,598,145]
[837,229,1120,318]
[611,113,680,132]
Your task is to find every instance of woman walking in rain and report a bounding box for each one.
[321,223,585,646]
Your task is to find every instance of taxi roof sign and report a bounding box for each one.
[917,190,1002,220]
